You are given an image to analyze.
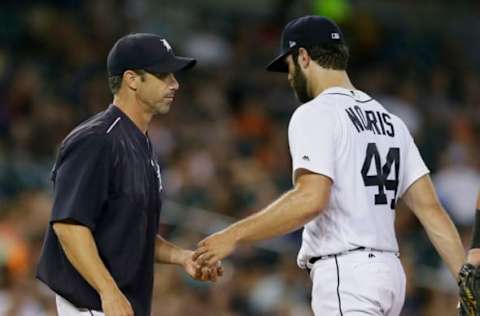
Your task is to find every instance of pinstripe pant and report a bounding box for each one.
[309,251,405,315]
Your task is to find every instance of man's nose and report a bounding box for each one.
[170,75,179,90]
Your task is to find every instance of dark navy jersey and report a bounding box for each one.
[36,105,162,316]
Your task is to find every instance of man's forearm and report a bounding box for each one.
[403,176,465,279]
[417,207,465,278]
[155,236,190,265]
[226,185,328,244]
[193,173,331,266]
[53,223,119,295]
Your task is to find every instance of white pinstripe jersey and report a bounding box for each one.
[288,87,429,269]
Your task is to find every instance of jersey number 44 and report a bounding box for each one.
[361,143,400,210]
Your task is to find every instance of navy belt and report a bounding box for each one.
[308,247,399,266]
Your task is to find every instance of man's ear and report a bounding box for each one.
[123,70,139,91]
[297,47,311,69]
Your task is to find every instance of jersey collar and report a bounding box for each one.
[320,87,372,103]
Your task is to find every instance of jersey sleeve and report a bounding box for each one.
[398,131,430,197]
[50,133,112,230]
[288,106,338,184]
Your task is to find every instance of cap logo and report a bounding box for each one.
[288,40,296,48]
[160,39,172,51]
[331,33,340,40]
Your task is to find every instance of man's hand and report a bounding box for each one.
[467,249,480,267]
[193,230,238,267]
[100,286,134,316]
[181,250,223,282]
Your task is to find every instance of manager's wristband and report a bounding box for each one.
[470,209,480,249]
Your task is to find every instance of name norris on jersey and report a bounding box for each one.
[345,106,395,137]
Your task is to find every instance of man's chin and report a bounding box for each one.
[155,103,171,114]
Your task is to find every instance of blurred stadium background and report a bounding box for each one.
[0,0,479,315]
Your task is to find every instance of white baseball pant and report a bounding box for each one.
[309,250,406,316]
[56,295,105,316]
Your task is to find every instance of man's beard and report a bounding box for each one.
[292,61,313,103]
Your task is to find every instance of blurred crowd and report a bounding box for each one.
[0,0,479,315]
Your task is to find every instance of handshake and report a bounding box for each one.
[181,229,237,282]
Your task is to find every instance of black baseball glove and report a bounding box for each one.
[459,263,480,316]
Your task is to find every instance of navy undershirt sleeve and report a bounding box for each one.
[50,133,111,230]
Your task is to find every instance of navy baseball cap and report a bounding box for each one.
[107,33,196,76]
[266,15,344,73]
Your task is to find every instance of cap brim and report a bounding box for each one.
[266,51,290,73]
[147,56,196,74]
